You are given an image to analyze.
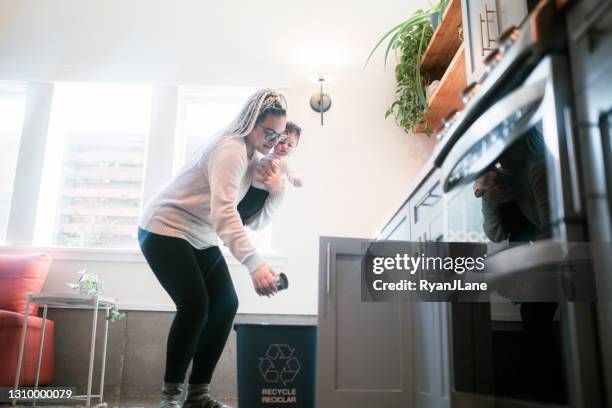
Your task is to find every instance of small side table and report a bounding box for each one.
[13,292,116,407]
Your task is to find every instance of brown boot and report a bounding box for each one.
[160,382,184,408]
[183,383,231,408]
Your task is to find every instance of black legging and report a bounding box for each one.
[138,228,238,383]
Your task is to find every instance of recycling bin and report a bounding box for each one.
[234,324,316,408]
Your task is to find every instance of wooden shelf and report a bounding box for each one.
[420,0,463,79]
[417,43,467,132]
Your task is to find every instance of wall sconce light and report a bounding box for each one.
[309,74,333,126]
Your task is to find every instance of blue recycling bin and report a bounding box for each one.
[234,324,316,408]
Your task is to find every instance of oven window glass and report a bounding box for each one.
[447,126,551,245]
[448,124,567,404]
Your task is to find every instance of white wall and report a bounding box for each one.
[0,0,436,314]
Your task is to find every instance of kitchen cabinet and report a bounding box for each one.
[316,237,413,408]
[409,174,451,408]
[461,0,528,83]
[412,300,451,408]
[379,201,411,241]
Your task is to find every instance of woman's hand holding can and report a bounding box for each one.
[251,264,278,297]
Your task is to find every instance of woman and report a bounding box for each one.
[138,89,288,408]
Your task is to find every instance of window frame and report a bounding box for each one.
[0,82,28,242]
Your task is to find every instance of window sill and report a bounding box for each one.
[0,245,288,266]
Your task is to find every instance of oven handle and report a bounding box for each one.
[439,79,547,193]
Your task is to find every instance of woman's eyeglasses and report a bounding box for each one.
[262,127,288,143]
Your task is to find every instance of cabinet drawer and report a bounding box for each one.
[567,0,612,94]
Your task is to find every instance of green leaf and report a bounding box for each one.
[363,21,405,69]
[363,12,432,70]
[383,29,402,68]
[107,305,126,322]
[415,22,429,110]
[370,6,435,134]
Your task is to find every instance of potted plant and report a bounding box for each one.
[67,269,125,321]
[366,0,448,135]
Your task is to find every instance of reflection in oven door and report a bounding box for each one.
[446,152,565,403]
[442,56,603,406]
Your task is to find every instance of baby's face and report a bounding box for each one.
[274,132,299,157]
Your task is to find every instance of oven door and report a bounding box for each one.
[440,56,604,407]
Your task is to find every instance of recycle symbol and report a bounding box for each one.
[258,344,301,385]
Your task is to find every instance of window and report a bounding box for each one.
[34,83,152,249]
[177,87,273,253]
[177,87,256,164]
[0,84,27,242]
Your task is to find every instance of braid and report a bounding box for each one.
[223,89,287,138]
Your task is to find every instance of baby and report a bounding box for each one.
[253,121,303,188]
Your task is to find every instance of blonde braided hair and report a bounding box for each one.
[223,89,287,138]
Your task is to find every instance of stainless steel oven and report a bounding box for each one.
[431,1,611,406]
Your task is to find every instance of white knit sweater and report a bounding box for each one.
[139,135,284,274]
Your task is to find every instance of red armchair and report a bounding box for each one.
[0,253,55,386]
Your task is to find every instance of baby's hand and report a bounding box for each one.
[253,163,266,186]
[254,159,275,185]
[260,159,281,176]
[259,160,284,192]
